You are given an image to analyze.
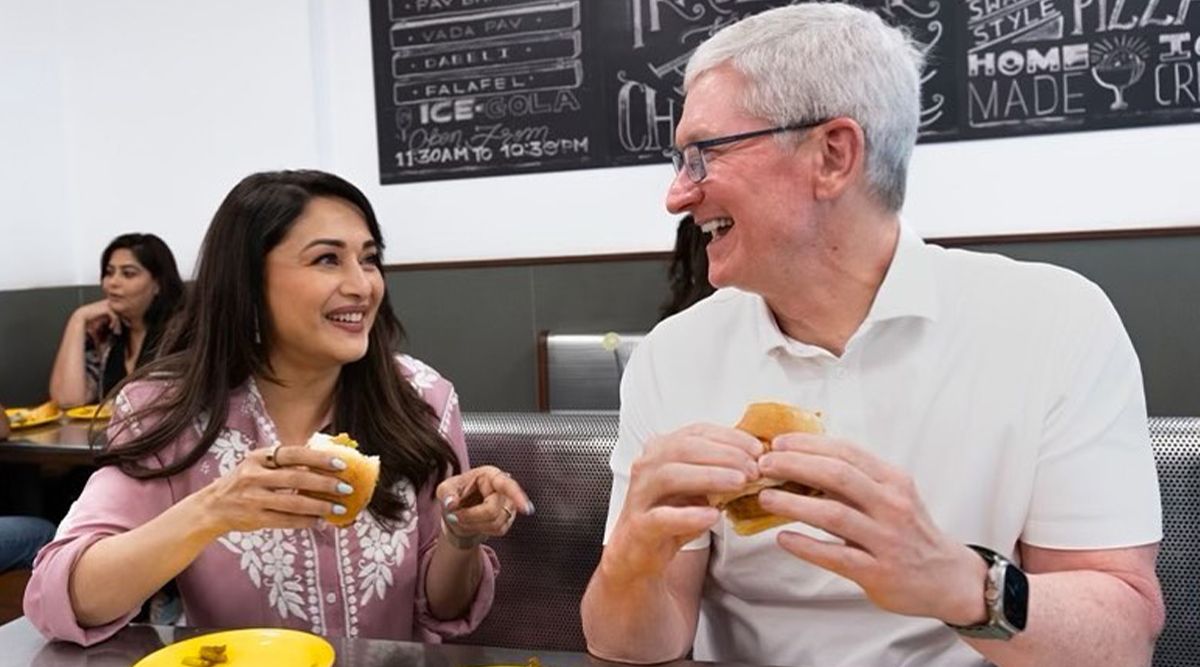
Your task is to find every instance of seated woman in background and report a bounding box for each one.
[48,234,184,407]
[25,170,531,645]
[658,215,715,320]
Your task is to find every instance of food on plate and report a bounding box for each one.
[6,401,61,428]
[302,432,380,527]
[66,403,113,421]
[707,401,825,536]
[180,644,228,666]
[134,628,333,667]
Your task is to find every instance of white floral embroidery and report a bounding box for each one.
[112,391,142,437]
[219,529,309,621]
[209,428,253,475]
[304,544,324,635]
[329,480,418,637]
[397,354,441,391]
[245,379,282,443]
[204,376,429,636]
[438,389,458,437]
[211,417,324,628]
[113,390,133,419]
[354,481,417,608]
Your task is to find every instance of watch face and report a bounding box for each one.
[1003,563,1029,630]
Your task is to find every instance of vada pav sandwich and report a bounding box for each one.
[708,402,825,536]
[303,432,380,527]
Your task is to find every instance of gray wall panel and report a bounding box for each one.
[531,261,665,333]
[388,260,671,412]
[387,267,537,412]
[0,286,91,406]
[2,237,1197,416]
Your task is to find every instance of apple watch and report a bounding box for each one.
[947,544,1029,640]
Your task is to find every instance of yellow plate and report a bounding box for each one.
[5,405,63,429]
[65,403,113,421]
[132,628,335,667]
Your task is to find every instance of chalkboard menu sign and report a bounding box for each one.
[370,0,1199,184]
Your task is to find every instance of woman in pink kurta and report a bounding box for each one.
[24,170,530,646]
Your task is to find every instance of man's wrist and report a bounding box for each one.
[946,544,1030,640]
[599,526,673,586]
[597,545,641,586]
[939,544,990,626]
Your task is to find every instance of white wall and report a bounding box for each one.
[906,126,1197,238]
[0,1,1195,291]
[0,0,323,291]
[0,2,76,288]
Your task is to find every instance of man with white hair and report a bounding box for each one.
[581,3,1164,666]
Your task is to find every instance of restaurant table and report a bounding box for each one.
[0,617,763,667]
[0,421,99,467]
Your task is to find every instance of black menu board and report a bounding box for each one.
[370,0,1199,184]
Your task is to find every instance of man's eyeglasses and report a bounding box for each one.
[666,120,828,183]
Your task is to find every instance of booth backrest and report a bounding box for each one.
[453,412,619,652]
[537,333,644,411]
[453,413,1200,664]
[1148,417,1200,667]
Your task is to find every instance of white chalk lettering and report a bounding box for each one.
[1155,60,1200,104]
[968,71,1088,122]
[481,90,581,120]
[968,45,1090,77]
[1071,0,1194,34]
[617,76,676,151]
[1158,32,1193,60]
[418,99,475,124]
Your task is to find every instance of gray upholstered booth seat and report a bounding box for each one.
[453,413,1199,667]
[454,412,618,652]
[1148,417,1200,667]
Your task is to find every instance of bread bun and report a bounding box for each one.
[302,432,380,527]
[708,402,824,536]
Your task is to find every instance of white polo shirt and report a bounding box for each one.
[604,225,1161,667]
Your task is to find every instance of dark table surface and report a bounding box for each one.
[0,421,99,466]
[0,617,753,667]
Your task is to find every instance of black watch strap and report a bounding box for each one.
[946,544,1029,641]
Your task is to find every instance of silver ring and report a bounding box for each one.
[264,443,283,470]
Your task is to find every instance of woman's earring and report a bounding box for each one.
[253,313,261,345]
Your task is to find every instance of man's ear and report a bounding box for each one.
[812,118,866,202]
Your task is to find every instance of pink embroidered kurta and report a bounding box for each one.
[25,355,498,646]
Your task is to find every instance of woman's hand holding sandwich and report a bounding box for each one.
[190,443,359,538]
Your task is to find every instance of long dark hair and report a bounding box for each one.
[96,170,459,523]
[659,216,715,321]
[101,233,185,335]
